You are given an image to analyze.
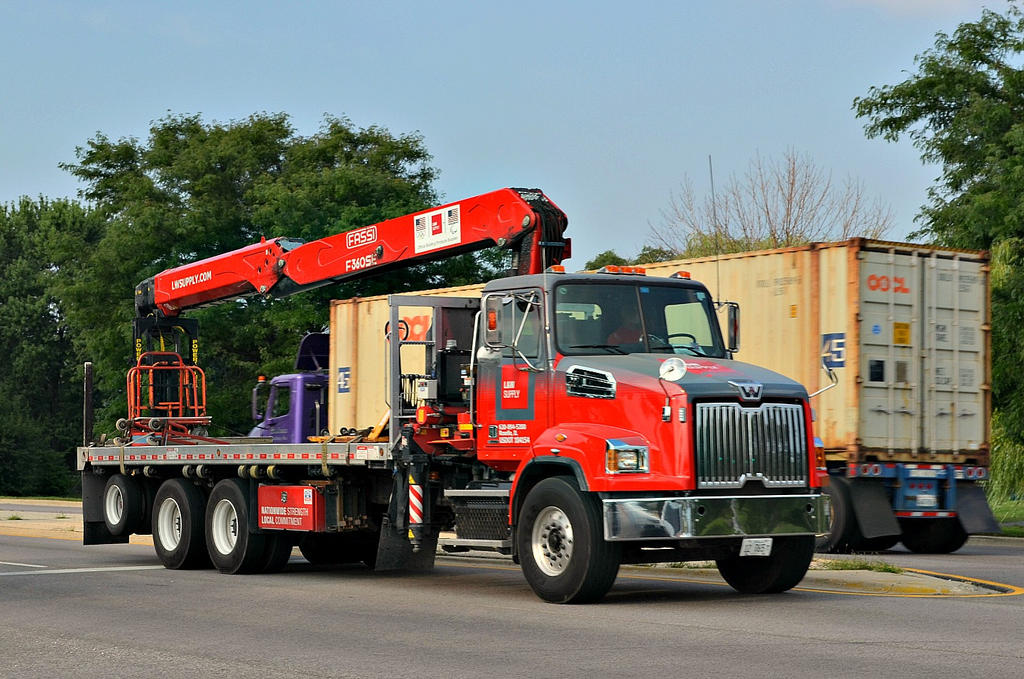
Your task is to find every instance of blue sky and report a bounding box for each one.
[0,0,1000,266]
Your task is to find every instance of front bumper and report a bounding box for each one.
[603,493,829,541]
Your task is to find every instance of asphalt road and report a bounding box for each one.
[1,530,1022,679]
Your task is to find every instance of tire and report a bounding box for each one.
[817,475,862,553]
[299,532,377,568]
[298,534,340,566]
[858,535,900,552]
[716,535,815,594]
[516,477,621,604]
[205,478,267,574]
[103,474,145,537]
[258,534,294,573]
[898,518,968,554]
[152,479,210,569]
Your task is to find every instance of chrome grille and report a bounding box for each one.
[695,402,808,489]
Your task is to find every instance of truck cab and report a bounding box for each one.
[249,333,329,443]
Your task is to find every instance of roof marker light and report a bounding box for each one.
[670,271,691,279]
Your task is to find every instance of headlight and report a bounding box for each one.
[606,439,649,473]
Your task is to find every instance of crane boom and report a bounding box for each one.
[135,187,569,318]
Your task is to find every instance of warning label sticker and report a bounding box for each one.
[414,204,461,254]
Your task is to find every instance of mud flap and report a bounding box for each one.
[956,483,1001,534]
[850,480,900,539]
[373,427,438,571]
[374,516,439,571]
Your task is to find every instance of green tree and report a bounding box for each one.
[854,3,1024,496]
[853,3,1024,249]
[0,198,92,495]
[57,112,474,438]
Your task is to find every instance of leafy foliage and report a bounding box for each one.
[55,112,465,439]
[854,3,1024,248]
[0,199,92,495]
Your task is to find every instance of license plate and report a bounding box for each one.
[915,494,938,508]
[740,537,773,557]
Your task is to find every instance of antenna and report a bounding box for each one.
[709,155,722,307]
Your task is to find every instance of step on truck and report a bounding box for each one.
[637,240,1000,553]
[79,187,829,603]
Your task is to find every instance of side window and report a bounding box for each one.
[501,290,543,359]
[270,386,291,418]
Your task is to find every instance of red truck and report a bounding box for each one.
[79,188,829,603]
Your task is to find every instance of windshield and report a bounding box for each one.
[553,282,726,357]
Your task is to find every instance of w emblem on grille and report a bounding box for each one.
[728,380,763,402]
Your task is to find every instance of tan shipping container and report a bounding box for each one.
[643,239,990,465]
[328,282,485,436]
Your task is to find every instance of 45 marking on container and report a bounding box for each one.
[337,366,352,394]
[821,333,846,368]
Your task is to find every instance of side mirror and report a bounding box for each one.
[483,295,504,347]
[809,355,840,399]
[726,302,740,353]
[252,376,267,422]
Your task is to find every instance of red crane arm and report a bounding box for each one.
[136,187,569,318]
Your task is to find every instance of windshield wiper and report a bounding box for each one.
[680,342,711,357]
[569,344,628,355]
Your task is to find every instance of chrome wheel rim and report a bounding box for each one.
[156,497,183,551]
[532,506,574,576]
[210,498,239,556]
[104,484,124,525]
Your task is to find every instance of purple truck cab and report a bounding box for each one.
[249,333,329,443]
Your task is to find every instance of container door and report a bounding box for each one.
[858,249,920,452]
[921,254,987,453]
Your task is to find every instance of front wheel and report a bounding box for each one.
[516,477,620,604]
[716,535,815,594]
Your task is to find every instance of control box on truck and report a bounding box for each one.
[640,240,999,553]
[78,188,828,603]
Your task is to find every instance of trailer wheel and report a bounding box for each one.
[898,518,968,554]
[205,478,267,574]
[715,535,815,594]
[858,535,899,552]
[258,534,294,573]
[103,474,145,537]
[152,479,210,569]
[298,533,377,568]
[517,476,620,604]
[817,475,862,553]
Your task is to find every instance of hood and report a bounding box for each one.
[558,353,808,401]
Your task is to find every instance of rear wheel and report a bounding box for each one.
[298,532,377,568]
[516,477,620,604]
[103,474,145,537]
[818,475,861,553]
[206,478,266,574]
[152,479,210,569]
[858,535,900,552]
[899,518,968,554]
[258,534,294,573]
[716,535,815,594]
